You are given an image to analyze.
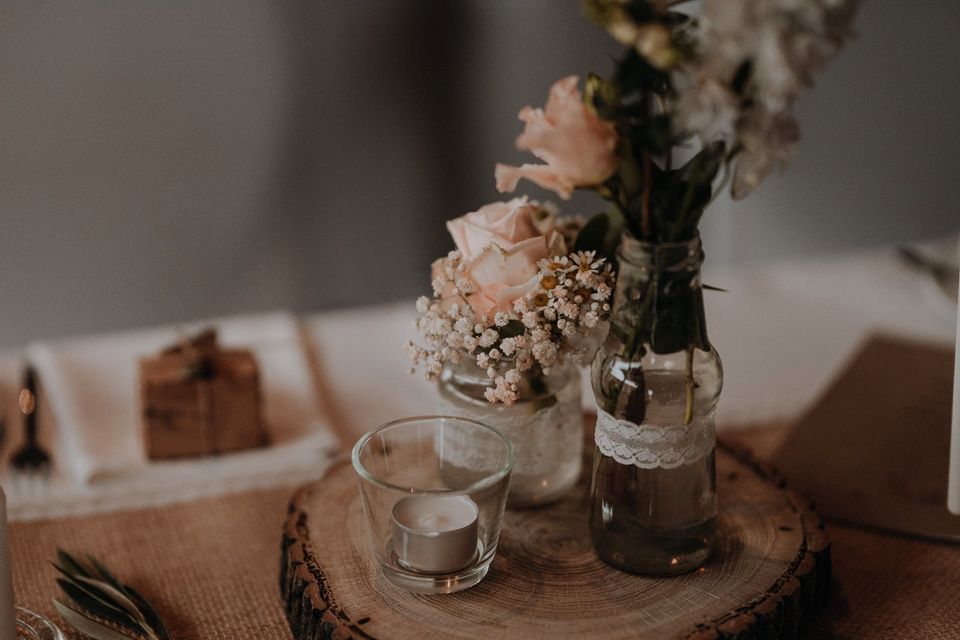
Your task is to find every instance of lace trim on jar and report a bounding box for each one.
[438,380,582,476]
[594,408,714,469]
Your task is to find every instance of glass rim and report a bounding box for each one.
[351,415,516,495]
[620,229,702,249]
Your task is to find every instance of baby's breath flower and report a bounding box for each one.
[532,341,559,366]
[409,240,615,404]
[479,329,498,348]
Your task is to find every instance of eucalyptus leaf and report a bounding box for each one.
[614,48,670,97]
[575,211,624,264]
[55,578,142,633]
[53,566,137,623]
[664,141,726,242]
[53,599,149,640]
[56,549,92,579]
[74,575,149,625]
[498,319,525,339]
[584,73,620,119]
[88,555,127,590]
[574,213,609,254]
[54,548,172,640]
[122,584,174,640]
[702,284,728,292]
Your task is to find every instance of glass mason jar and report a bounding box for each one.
[589,233,722,575]
[437,356,582,509]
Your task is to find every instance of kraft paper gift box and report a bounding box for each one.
[140,330,268,459]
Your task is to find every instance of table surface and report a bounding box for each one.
[2,243,959,638]
[9,425,960,640]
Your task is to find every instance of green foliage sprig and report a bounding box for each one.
[52,549,172,640]
[578,1,727,255]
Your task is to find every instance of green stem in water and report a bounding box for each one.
[684,346,694,425]
[641,152,651,240]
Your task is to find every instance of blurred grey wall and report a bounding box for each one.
[1,1,957,348]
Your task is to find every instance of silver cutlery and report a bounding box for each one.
[9,366,51,495]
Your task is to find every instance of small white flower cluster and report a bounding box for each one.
[408,250,614,404]
[675,0,858,198]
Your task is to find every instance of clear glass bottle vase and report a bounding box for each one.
[437,357,583,509]
[589,233,722,575]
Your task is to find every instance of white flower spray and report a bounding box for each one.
[408,250,613,404]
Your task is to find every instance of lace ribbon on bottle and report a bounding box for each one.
[594,409,714,469]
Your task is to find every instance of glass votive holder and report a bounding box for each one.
[352,416,514,594]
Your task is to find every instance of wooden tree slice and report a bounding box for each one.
[281,435,829,640]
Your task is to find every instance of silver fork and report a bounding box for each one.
[9,366,52,498]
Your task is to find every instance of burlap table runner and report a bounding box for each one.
[10,485,296,639]
[9,429,960,639]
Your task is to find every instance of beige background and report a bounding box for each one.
[1,1,958,348]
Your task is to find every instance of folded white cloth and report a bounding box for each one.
[26,311,337,484]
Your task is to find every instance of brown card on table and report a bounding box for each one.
[773,334,960,542]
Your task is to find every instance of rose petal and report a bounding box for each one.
[495,163,575,200]
[546,230,567,258]
[466,237,547,289]
[498,76,618,199]
[446,217,470,256]
[447,197,543,257]
[491,274,540,313]
[459,220,502,257]
[471,198,538,245]
[466,292,497,319]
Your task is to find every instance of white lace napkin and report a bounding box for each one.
[25,311,338,485]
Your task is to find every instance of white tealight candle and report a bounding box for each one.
[391,495,479,574]
[0,488,17,640]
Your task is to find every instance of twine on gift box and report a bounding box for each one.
[170,329,218,383]
[172,329,218,456]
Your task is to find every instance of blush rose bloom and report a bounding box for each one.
[440,197,566,319]
[495,76,618,200]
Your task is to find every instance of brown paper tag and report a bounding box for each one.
[773,334,960,541]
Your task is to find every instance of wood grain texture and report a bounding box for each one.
[281,433,829,640]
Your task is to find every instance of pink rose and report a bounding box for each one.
[495,76,618,200]
[444,198,566,319]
